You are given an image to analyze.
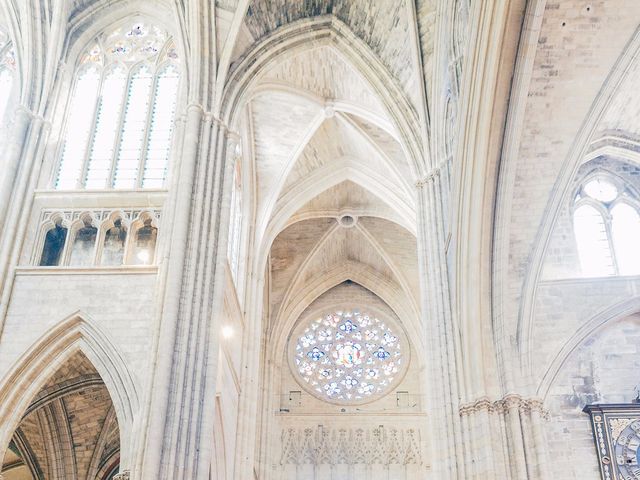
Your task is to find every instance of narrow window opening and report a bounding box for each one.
[101,218,127,266]
[574,204,615,277]
[40,222,68,266]
[69,218,98,266]
[611,203,640,275]
[130,218,157,265]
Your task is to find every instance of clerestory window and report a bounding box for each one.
[573,175,640,277]
[55,21,180,190]
[227,148,243,286]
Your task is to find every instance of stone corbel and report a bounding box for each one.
[113,470,130,480]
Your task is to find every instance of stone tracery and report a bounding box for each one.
[290,309,407,404]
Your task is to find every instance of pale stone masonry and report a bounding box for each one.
[0,1,639,480]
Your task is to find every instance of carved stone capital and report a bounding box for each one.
[113,470,130,480]
[459,394,549,419]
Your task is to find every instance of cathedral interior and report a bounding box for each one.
[0,0,639,479]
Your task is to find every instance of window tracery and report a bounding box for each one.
[573,173,640,277]
[289,309,408,404]
[35,209,160,267]
[56,21,180,190]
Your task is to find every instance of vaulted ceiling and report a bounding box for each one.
[1,352,119,480]
[235,16,422,340]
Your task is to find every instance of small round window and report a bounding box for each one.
[583,177,618,202]
[289,309,409,404]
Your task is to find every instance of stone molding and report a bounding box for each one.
[458,394,549,419]
[113,470,130,480]
[280,426,422,466]
[39,208,162,228]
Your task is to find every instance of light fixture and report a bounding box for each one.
[222,325,233,339]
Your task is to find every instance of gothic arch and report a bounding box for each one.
[257,161,417,279]
[0,311,139,469]
[537,297,640,401]
[249,83,398,139]
[219,16,426,180]
[65,0,184,67]
[518,27,640,376]
[270,262,422,357]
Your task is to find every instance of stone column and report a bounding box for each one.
[137,107,237,479]
[113,471,130,480]
[0,106,32,233]
[0,112,48,334]
[416,169,465,479]
[458,394,550,479]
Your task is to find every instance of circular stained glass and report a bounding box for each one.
[289,309,408,404]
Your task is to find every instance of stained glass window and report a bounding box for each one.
[574,174,640,277]
[55,21,180,190]
[290,310,408,404]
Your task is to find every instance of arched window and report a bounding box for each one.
[56,21,180,190]
[0,27,17,126]
[574,174,640,276]
[40,220,68,266]
[69,216,98,266]
[227,151,243,285]
[100,217,127,266]
[129,216,157,265]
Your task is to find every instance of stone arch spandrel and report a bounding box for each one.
[513,25,640,378]
[541,308,640,480]
[0,311,139,470]
[537,297,640,401]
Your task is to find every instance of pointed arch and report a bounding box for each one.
[271,262,422,357]
[537,297,640,400]
[259,159,417,275]
[220,16,426,179]
[518,28,640,371]
[65,1,185,69]
[0,311,139,468]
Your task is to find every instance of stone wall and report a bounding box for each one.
[544,313,640,479]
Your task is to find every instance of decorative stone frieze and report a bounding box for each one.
[458,394,549,419]
[280,426,422,466]
[39,208,162,228]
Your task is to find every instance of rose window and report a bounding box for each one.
[289,309,408,404]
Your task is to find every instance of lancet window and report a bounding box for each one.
[55,21,180,190]
[573,174,640,277]
[227,149,243,286]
